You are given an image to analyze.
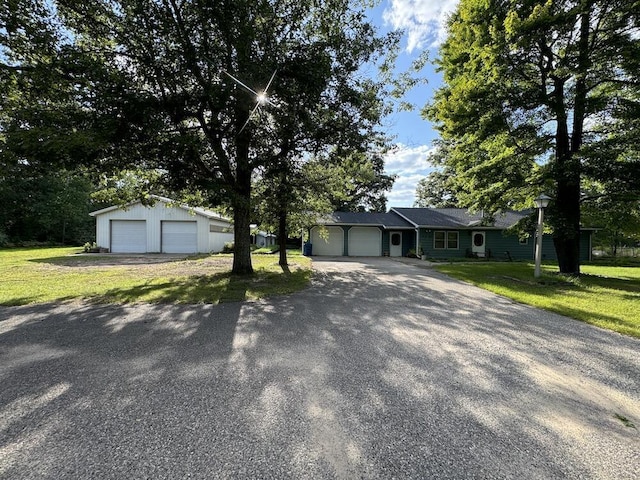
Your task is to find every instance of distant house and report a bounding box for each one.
[252,231,276,247]
[307,208,593,261]
[90,196,234,253]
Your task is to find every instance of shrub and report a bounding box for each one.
[222,242,235,253]
[83,242,101,253]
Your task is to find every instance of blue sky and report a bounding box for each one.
[366,0,459,207]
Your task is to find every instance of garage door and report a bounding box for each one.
[111,220,146,253]
[162,221,197,253]
[311,226,344,256]
[348,227,381,256]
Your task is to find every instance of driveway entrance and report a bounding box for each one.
[1,257,638,479]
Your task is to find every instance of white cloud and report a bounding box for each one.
[383,0,459,52]
[384,144,434,172]
[384,143,436,207]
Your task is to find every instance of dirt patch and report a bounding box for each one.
[39,254,233,273]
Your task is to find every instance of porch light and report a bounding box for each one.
[534,194,552,209]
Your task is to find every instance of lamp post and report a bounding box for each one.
[534,194,552,278]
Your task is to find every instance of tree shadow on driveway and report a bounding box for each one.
[0,257,638,479]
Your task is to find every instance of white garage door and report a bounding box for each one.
[162,221,197,253]
[311,226,344,256]
[111,220,146,253]
[348,227,381,256]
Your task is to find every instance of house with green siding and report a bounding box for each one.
[307,208,593,262]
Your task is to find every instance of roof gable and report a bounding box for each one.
[90,195,231,223]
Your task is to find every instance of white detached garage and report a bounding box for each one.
[90,196,234,254]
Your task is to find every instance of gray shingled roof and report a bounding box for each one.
[320,211,414,228]
[391,208,530,229]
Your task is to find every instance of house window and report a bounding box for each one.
[447,231,459,249]
[210,225,233,233]
[391,233,401,246]
[434,231,459,250]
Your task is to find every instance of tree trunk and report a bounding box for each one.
[548,4,593,277]
[278,205,288,267]
[232,194,253,275]
[231,142,254,275]
[552,145,581,274]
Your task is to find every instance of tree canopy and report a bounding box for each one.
[1,0,397,273]
[426,0,640,274]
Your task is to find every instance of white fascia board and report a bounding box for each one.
[318,223,386,228]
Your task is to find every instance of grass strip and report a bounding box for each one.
[0,247,311,305]
[435,261,640,338]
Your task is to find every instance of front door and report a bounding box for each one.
[472,231,486,257]
[390,231,402,257]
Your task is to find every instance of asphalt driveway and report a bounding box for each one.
[1,257,638,479]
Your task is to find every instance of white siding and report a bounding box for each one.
[93,201,232,253]
[208,219,234,253]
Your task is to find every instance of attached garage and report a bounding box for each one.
[348,227,381,256]
[162,221,197,253]
[310,226,344,256]
[111,220,147,253]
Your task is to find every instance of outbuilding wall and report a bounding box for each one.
[95,202,229,253]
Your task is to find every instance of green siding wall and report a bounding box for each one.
[418,229,470,259]
[382,230,415,256]
[341,226,349,256]
[382,231,390,255]
[403,230,416,256]
[485,230,533,260]
[418,228,592,261]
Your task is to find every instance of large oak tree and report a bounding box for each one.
[2,0,396,274]
[427,0,640,274]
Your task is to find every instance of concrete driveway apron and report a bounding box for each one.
[1,257,638,479]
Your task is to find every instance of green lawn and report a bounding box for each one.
[0,247,311,305]
[436,261,640,338]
